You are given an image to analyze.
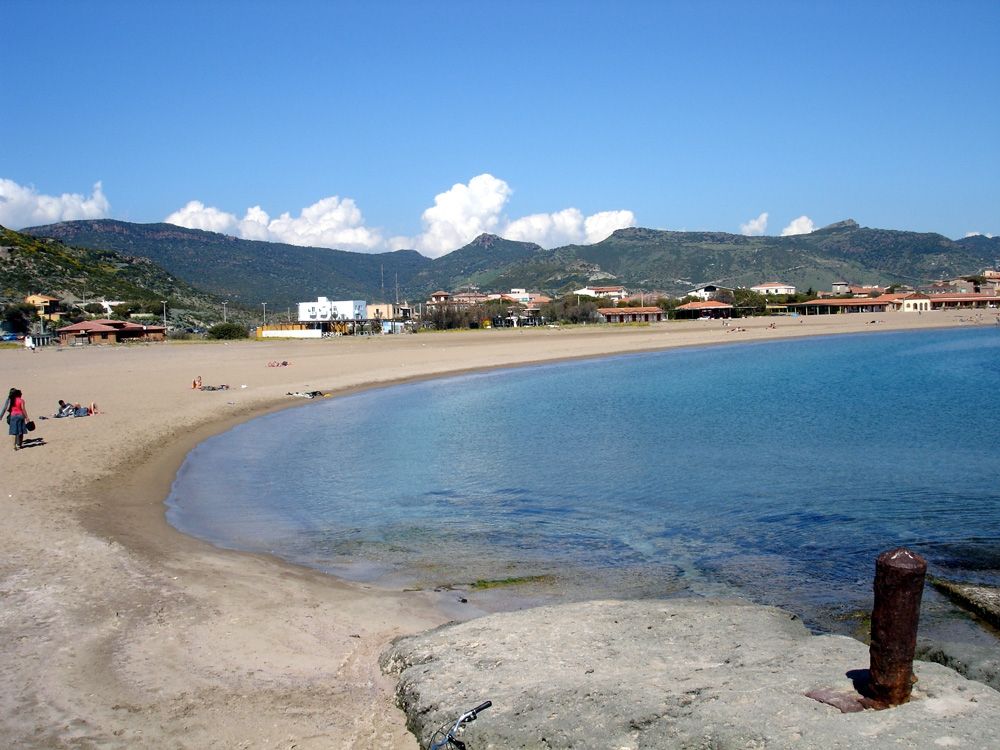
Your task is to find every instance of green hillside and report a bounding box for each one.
[0,226,249,327]
[22,218,1000,306]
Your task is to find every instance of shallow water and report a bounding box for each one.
[167,328,1000,666]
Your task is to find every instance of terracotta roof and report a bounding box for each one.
[677,300,734,310]
[598,307,663,314]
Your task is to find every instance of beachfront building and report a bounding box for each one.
[788,295,901,315]
[751,282,796,296]
[25,293,64,322]
[598,306,665,323]
[366,303,412,321]
[687,284,733,301]
[573,285,628,301]
[674,300,734,319]
[57,318,166,345]
[297,297,367,322]
[893,293,932,312]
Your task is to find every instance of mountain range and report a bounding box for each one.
[21,219,1000,310]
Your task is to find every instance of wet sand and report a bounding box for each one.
[0,311,991,748]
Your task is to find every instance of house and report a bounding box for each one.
[57,318,166,345]
[25,294,63,321]
[686,284,733,301]
[297,297,367,322]
[750,282,796,296]
[598,306,665,323]
[674,300,734,319]
[573,285,628,301]
[829,282,885,297]
[891,293,932,312]
[427,291,452,306]
[366,303,412,321]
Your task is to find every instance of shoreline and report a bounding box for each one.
[1,312,994,748]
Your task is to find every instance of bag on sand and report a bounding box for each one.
[26,420,35,432]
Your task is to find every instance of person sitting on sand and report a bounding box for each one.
[192,376,202,389]
[55,400,75,418]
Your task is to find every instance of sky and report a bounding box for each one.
[1,1,998,258]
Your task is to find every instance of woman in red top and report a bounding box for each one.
[6,388,30,451]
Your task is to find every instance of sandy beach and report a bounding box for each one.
[0,311,993,748]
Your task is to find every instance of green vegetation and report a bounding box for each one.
[17,218,1000,310]
[207,322,248,339]
[0,225,254,330]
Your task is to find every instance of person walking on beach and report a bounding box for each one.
[25,334,35,352]
[6,388,30,451]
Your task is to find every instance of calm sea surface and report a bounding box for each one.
[167,328,1000,648]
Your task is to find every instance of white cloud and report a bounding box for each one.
[403,174,512,257]
[164,200,238,234]
[583,210,635,244]
[740,212,769,236]
[166,195,382,250]
[781,215,815,236]
[401,173,634,256]
[0,178,110,228]
[166,173,635,257]
[965,231,994,239]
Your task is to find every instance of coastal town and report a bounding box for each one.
[7,267,1000,347]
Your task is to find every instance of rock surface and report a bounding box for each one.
[381,598,1000,749]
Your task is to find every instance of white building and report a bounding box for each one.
[750,282,796,296]
[572,285,628,301]
[687,284,732,301]
[297,297,367,322]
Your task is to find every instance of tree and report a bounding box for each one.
[207,322,248,339]
[732,288,766,315]
[83,303,105,315]
[2,303,37,333]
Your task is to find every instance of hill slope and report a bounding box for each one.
[0,225,245,326]
[23,219,1000,305]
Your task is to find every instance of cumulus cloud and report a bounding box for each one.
[781,215,816,236]
[740,212,769,236]
[0,178,110,228]
[398,173,634,257]
[965,231,995,239]
[166,173,635,256]
[165,195,382,250]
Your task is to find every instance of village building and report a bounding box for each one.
[750,282,796,296]
[598,306,665,323]
[427,291,452,306]
[892,293,932,312]
[788,294,903,315]
[687,284,733,301]
[573,285,628,301]
[674,299,734,319]
[25,293,64,322]
[366,303,412,321]
[297,297,366,322]
[57,318,166,345]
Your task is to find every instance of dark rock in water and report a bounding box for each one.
[381,598,1000,749]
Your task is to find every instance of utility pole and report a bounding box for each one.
[222,301,228,323]
[262,302,267,326]
[161,300,167,329]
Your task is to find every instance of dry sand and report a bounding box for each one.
[0,311,992,748]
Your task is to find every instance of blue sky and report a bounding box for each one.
[2,1,997,256]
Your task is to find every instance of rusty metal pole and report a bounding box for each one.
[869,547,927,706]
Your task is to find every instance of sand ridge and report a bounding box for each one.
[0,312,991,748]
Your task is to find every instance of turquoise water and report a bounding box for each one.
[167,328,1000,641]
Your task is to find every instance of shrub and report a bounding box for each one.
[207,322,248,339]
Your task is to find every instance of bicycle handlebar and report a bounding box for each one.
[471,701,492,715]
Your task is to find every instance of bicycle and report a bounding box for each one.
[428,700,491,750]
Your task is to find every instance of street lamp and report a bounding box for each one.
[161,301,167,329]
[222,301,228,323]
[262,302,267,327]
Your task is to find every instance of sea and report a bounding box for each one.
[166,327,1000,677]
